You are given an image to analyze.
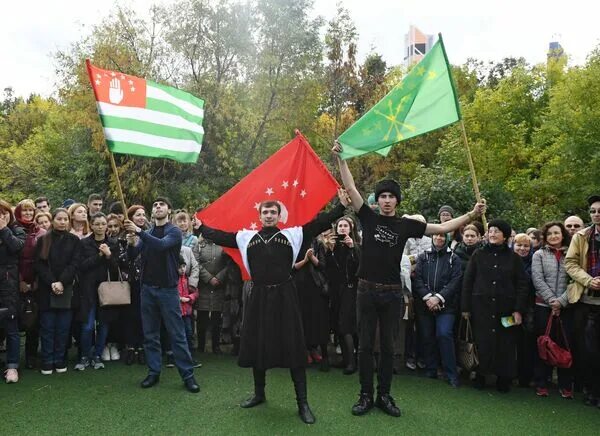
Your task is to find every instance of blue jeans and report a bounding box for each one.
[356,282,403,396]
[418,312,458,382]
[81,305,109,359]
[40,309,73,365]
[183,315,194,353]
[3,315,20,369]
[141,285,194,380]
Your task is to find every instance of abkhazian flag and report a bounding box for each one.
[196,131,339,280]
[338,35,460,159]
[86,60,204,164]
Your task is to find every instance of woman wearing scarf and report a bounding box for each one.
[15,199,46,369]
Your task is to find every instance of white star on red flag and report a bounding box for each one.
[265,187,274,196]
[292,180,299,188]
[95,79,101,85]
[300,190,307,198]
[131,87,136,92]
[250,222,258,230]
[282,180,289,189]
[254,202,260,210]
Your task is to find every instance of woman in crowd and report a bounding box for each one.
[531,222,573,398]
[68,203,90,239]
[294,232,331,371]
[413,233,462,388]
[462,219,530,392]
[122,205,147,365]
[15,199,47,369]
[75,212,121,370]
[513,233,536,387]
[195,229,232,354]
[454,224,482,272]
[325,216,360,374]
[34,211,53,231]
[173,209,198,250]
[0,200,26,383]
[34,208,80,375]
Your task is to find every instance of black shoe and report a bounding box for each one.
[25,357,36,370]
[375,394,401,417]
[141,374,160,388]
[298,402,316,424]
[472,374,486,390]
[184,377,200,393]
[165,354,175,368]
[240,394,266,408]
[192,360,203,368]
[343,364,356,375]
[125,349,135,366]
[351,393,374,416]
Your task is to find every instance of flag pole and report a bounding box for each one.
[459,119,487,231]
[85,59,128,215]
[108,151,128,215]
[438,35,487,231]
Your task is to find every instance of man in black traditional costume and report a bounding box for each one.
[194,189,349,424]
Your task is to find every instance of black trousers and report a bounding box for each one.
[252,366,308,402]
[356,281,403,396]
[574,302,600,396]
[196,311,222,352]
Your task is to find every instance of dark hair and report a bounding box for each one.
[87,193,103,203]
[51,208,70,220]
[259,201,281,214]
[108,201,124,215]
[89,212,107,224]
[34,196,49,206]
[462,224,481,236]
[334,215,362,245]
[529,229,543,241]
[540,221,571,248]
[153,196,172,210]
[40,208,70,260]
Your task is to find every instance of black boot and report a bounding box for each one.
[342,334,356,375]
[241,368,266,408]
[291,368,315,424]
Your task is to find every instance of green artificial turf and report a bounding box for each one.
[2,353,598,435]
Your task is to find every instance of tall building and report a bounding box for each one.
[547,40,565,60]
[404,25,435,66]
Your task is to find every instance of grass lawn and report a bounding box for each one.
[2,352,599,435]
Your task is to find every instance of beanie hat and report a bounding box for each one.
[438,205,455,217]
[488,219,512,240]
[374,179,401,202]
[153,196,172,210]
[367,193,376,205]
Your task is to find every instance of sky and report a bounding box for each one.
[2,0,600,98]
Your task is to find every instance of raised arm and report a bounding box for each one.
[196,221,238,249]
[424,202,486,236]
[332,142,364,212]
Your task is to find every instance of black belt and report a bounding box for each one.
[358,279,402,291]
[254,277,292,289]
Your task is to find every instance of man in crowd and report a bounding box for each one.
[124,197,199,393]
[333,142,486,418]
[194,189,350,424]
[34,197,50,213]
[87,194,103,215]
[565,195,600,407]
[565,215,585,237]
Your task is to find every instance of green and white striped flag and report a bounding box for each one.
[86,60,204,163]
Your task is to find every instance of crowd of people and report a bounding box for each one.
[1,160,600,423]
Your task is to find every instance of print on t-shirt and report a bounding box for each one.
[374,225,399,247]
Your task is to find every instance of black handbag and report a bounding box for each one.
[19,294,38,331]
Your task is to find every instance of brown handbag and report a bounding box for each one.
[98,268,131,307]
[457,317,479,371]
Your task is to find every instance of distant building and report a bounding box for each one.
[404,25,435,66]
[547,40,565,60]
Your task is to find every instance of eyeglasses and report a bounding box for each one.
[565,224,582,228]
[590,209,600,214]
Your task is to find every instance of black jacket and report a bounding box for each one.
[34,230,81,311]
[0,225,26,315]
[77,235,121,323]
[413,243,462,313]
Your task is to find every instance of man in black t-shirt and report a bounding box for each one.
[333,142,486,417]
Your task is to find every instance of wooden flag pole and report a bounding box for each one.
[108,151,128,216]
[459,119,487,231]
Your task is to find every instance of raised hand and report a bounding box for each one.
[337,187,350,207]
[109,78,124,104]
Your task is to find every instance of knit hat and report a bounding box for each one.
[61,198,76,209]
[488,219,512,240]
[374,179,401,202]
[438,205,455,217]
[367,193,376,205]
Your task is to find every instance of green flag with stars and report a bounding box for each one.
[338,35,460,159]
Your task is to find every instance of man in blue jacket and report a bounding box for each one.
[125,197,199,393]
